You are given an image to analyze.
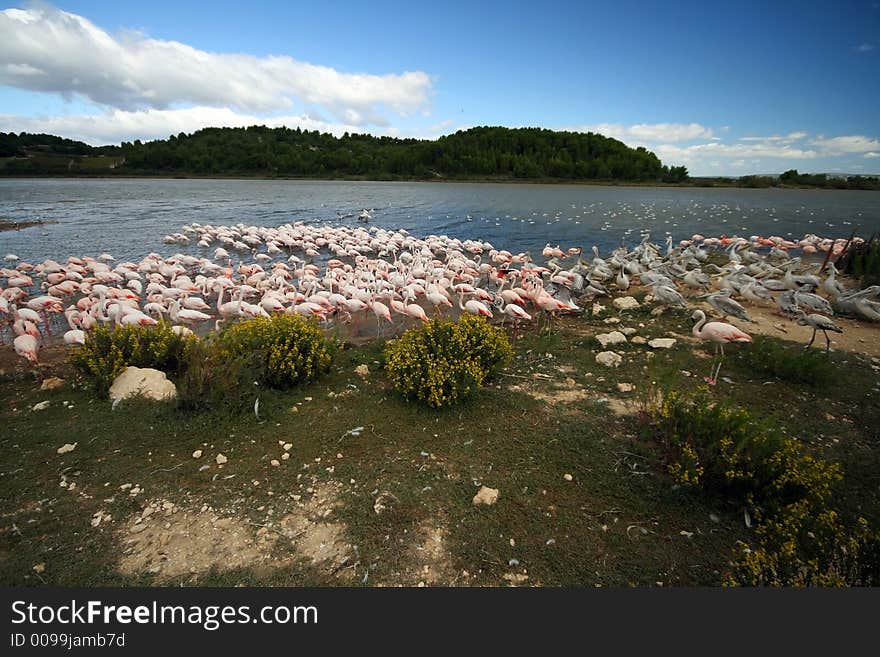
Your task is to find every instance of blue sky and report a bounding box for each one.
[1,0,878,175]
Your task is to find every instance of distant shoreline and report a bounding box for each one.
[1,173,878,191]
[0,218,58,231]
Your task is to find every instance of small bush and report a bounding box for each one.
[70,322,195,397]
[734,335,834,386]
[728,504,880,587]
[650,388,839,516]
[175,338,256,413]
[646,388,880,586]
[384,314,512,408]
[214,314,335,389]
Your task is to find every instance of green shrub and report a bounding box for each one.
[728,504,880,587]
[734,335,834,386]
[214,314,335,389]
[650,388,839,516]
[175,338,256,413]
[646,388,879,586]
[70,322,195,397]
[384,314,512,408]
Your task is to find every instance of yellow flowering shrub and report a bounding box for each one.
[70,321,195,398]
[646,388,880,586]
[384,315,512,408]
[215,314,335,389]
[727,505,880,587]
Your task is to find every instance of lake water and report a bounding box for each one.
[2,178,879,264]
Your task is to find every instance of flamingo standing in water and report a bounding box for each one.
[690,309,752,385]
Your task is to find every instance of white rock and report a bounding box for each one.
[192,449,203,459]
[215,453,228,465]
[57,442,77,454]
[648,338,677,349]
[563,473,573,482]
[613,296,640,310]
[591,302,606,315]
[595,331,627,348]
[595,351,623,368]
[109,367,177,403]
[617,383,634,393]
[631,336,647,345]
[620,327,637,336]
[32,401,51,411]
[270,459,280,467]
[602,317,621,325]
[472,486,500,506]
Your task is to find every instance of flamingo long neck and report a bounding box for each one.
[692,313,707,338]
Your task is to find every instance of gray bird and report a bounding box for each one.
[794,309,842,352]
[706,290,753,322]
[652,283,688,308]
[793,290,834,316]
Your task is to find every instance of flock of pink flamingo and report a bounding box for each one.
[1,221,876,385]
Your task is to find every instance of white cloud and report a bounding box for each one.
[0,107,371,144]
[576,122,714,143]
[857,43,875,52]
[0,106,462,145]
[865,152,880,159]
[738,131,807,143]
[0,4,432,126]
[810,135,880,154]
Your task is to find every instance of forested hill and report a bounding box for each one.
[0,126,689,182]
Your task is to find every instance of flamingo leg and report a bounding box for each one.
[805,328,817,350]
[823,329,831,353]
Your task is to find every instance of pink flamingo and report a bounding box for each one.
[458,292,493,318]
[14,333,39,364]
[690,310,752,385]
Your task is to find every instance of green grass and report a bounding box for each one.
[2,311,878,587]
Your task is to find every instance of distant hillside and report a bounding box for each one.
[0,126,688,182]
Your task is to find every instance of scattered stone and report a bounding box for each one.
[617,382,634,393]
[563,473,573,482]
[192,449,203,459]
[595,351,623,368]
[648,338,676,349]
[283,443,293,451]
[613,296,640,311]
[109,367,177,402]
[595,331,627,348]
[630,336,647,345]
[281,453,290,461]
[591,302,606,316]
[32,400,50,412]
[472,486,500,506]
[129,523,147,534]
[32,563,46,574]
[215,453,228,465]
[650,306,666,316]
[354,364,370,379]
[602,317,621,325]
[91,510,112,527]
[620,327,637,336]
[681,370,692,377]
[40,377,65,391]
[503,573,529,585]
[709,513,721,523]
[373,491,399,514]
[57,442,77,454]
[270,459,280,467]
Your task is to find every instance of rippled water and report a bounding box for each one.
[2,178,879,264]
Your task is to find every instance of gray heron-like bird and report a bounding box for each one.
[793,309,842,352]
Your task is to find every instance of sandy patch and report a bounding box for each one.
[117,500,281,581]
[117,481,354,582]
